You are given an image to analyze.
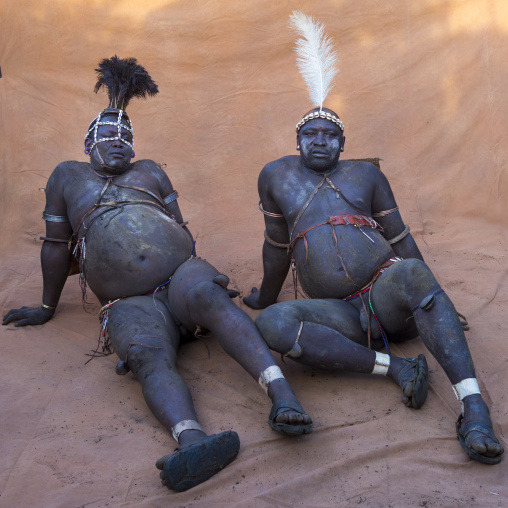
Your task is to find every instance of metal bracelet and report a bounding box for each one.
[171,419,204,442]
[258,365,285,394]
[163,190,179,205]
[42,212,70,223]
[372,351,390,375]
[452,378,480,401]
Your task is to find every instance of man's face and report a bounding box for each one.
[298,118,344,172]
[85,115,133,173]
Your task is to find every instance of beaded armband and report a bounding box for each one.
[42,212,70,223]
[163,190,179,205]
[296,110,344,132]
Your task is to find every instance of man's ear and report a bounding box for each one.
[341,135,346,152]
[84,138,92,150]
[296,134,300,151]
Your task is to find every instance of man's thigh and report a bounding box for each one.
[257,298,367,343]
[107,292,180,360]
[167,257,222,331]
[370,258,439,340]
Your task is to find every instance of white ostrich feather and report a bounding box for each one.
[289,11,338,109]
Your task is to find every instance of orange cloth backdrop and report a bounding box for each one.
[1,1,507,506]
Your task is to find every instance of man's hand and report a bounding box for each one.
[2,306,55,327]
[243,287,269,310]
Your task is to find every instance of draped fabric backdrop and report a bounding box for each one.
[1,1,507,506]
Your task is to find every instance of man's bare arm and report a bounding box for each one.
[244,165,291,309]
[156,163,194,244]
[3,167,72,326]
[371,167,424,261]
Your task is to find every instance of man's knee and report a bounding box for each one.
[127,339,176,373]
[187,280,230,314]
[256,305,299,353]
[397,258,438,288]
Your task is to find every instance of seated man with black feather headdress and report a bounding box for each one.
[2,56,312,492]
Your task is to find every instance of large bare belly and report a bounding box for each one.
[82,205,193,300]
[294,224,394,299]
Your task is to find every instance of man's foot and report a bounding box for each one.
[269,399,313,435]
[456,395,504,465]
[389,354,429,409]
[155,430,240,491]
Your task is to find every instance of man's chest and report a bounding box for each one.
[65,173,162,225]
[279,175,374,224]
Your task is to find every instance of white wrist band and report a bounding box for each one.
[259,365,285,394]
[452,378,480,401]
[171,419,204,442]
[372,352,390,375]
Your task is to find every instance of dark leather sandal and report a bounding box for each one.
[156,430,240,491]
[456,414,503,465]
[269,399,313,435]
[397,354,429,409]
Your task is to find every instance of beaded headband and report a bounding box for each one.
[296,110,344,132]
[86,109,133,154]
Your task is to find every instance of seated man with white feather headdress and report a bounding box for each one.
[2,56,312,492]
[244,11,504,465]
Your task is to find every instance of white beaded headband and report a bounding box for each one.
[86,109,134,154]
[296,110,344,132]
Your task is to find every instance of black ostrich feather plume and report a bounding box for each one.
[94,55,159,110]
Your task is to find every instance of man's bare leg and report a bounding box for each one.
[255,259,503,463]
[168,258,312,433]
[255,298,428,408]
[371,258,504,463]
[107,294,240,491]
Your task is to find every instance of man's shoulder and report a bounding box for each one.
[131,159,165,176]
[342,159,386,180]
[51,161,88,180]
[261,155,298,178]
[132,158,159,168]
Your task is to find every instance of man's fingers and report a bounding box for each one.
[15,318,32,327]
[3,308,48,326]
[2,310,21,325]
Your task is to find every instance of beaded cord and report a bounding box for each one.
[86,109,134,154]
[296,110,344,132]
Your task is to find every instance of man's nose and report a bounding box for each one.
[313,133,326,145]
[111,137,123,147]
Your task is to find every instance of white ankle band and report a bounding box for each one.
[452,378,480,401]
[259,365,285,394]
[171,419,204,442]
[372,352,390,375]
